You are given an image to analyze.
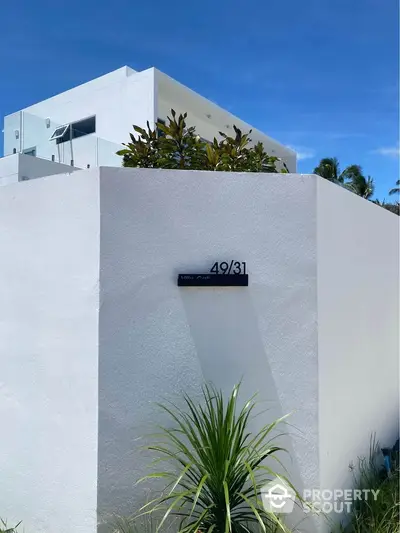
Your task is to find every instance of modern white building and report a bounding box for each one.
[1,66,296,182]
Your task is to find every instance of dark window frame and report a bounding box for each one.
[49,124,70,141]
[23,147,37,156]
[50,116,96,144]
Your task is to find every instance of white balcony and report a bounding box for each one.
[3,110,123,171]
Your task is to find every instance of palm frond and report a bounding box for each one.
[313,157,340,182]
[389,179,400,196]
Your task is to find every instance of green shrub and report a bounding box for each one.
[138,383,297,533]
[117,110,287,173]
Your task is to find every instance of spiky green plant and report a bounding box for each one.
[334,437,399,533]
[138,383,296,533]
[111,514,159,533]
[0,520,21,533]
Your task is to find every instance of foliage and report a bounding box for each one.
[117,110,287,173]
[313,157,342,182]
[313,159,375,200]
[0,520,21,533]
[111,514,160,533]
[138,382,296,533]
[382,202,400,215]
[373,199,400,216]
[334,439,399,533]
[346,173,375,200]
[116,121,162,169]
[389,179,400,197]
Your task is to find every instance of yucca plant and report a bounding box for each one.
[0,520,21,533]
[138,383,296,533]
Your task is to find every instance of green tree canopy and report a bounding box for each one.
[117,109,288,173]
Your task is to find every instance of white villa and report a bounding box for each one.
[0,66,296,185]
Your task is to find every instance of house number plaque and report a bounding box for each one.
[177,261,248,287]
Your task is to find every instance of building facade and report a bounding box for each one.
[2,66,297,176]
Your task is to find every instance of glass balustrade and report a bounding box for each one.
[3,111,124,169]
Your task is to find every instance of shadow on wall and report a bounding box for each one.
[181,288,319,533]
[98,278,321,533]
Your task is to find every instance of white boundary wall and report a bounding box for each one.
[0,168,398,533]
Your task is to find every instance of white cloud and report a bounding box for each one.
[373,146,400,158]
[288,146,316,161]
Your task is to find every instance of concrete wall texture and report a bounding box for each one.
[317,179,399,492]
[0,168,398,533]
[0,172,100,533]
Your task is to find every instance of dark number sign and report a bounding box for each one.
[177,261,248,287]
[210,261,247,275]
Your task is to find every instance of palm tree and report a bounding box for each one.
[347,174,375,200]
[389,180,400,196]
[313,157,342,182]
[313,158,374,199]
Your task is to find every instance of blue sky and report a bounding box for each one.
[1,0,398,198]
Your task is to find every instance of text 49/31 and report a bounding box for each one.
[210,262,247,275]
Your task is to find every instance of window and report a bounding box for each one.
[157,118,166,138]
[71,116,96,139]
[49,116,96,144]
[49,124,70,141]
[55,125,71,144]
[23,147,36,157]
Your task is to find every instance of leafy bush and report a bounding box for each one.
[117,110,288,173]
[138,383,296,533]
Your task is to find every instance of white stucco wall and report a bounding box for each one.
[0,154,19,185]
[0,168,398,533]
[3,111,22,156]
[17,154,78,181]
[0,154,78,185]
[97,168,319,531]
[0,171,100,533]
[317,179,399,495]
